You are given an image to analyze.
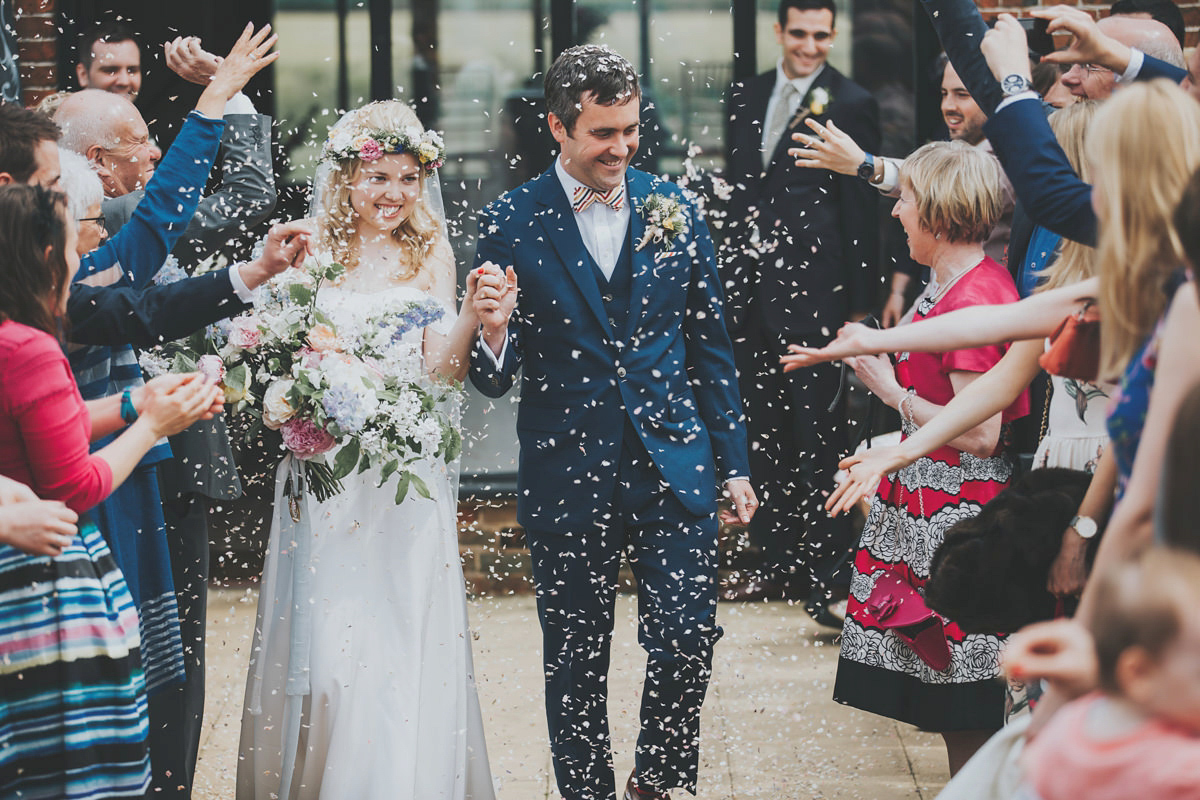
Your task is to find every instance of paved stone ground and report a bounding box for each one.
[195,588,949,799]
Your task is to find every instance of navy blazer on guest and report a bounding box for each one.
[68,268,250,348]
[468,166,750,530]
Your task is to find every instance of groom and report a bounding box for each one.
[470,45,757,800]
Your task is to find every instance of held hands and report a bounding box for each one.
[469,262,518,354]
[981,14,1034,84]
[719,479,759,525]
[788,118,866,176]
[193,23,279,116]
[824,444,909,516]
[780,321,877,372]
[139,373,224,438]
[0,475,79,557]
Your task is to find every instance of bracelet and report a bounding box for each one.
[900,388,916,429]
[120,389,139,424]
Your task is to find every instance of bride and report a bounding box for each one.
[236,101,495,799]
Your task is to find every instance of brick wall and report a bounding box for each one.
[12,0,57,107]
[974,0,1200,48]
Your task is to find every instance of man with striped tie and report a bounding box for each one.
[469,44,757,800]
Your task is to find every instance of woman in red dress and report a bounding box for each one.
[826,141,1028,774]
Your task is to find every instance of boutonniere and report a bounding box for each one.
[809,86,832,116]
[635,193,688,253]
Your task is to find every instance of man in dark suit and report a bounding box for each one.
[722,0,880,614]
[470,44,757,800]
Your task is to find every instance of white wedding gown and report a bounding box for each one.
[237,285,496,800]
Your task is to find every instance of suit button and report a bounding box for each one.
[617,367,627,378]
[603,294,614,303]
[608,317,617,328]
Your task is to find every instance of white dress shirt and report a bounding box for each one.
[760,60,826,158]
[554,157,631,281]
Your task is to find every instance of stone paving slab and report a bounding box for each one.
[196,588,948,799]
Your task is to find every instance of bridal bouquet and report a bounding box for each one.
[143,259,462,503]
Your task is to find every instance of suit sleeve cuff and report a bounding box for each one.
[1118,48,1144,83]
[230,265,257,303]
[994,91,1040,113]
[478,332,507,367]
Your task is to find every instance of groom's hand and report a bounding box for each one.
[472,262,518,357]
[720,479,759,525]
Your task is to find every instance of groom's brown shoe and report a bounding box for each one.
[623,771,671,800]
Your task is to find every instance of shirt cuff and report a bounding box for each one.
[995,91,1040,113]
[230,265,257,303]
[223,92,258,117]
[873,157,900,194]
[478,331,507,368]
[1118,48,1144,83]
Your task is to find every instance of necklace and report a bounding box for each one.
[927,258,979,303]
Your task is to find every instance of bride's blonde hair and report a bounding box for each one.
[317,101,442,282]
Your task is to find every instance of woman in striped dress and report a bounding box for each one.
[0,185,219,799]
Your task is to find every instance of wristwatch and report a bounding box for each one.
[1001,74,1032,97]
[856,152,876,181]
[1069,514,1098,539]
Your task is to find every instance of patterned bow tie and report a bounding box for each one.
[572,183,626,214]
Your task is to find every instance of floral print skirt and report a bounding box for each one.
[832,447,1012,732]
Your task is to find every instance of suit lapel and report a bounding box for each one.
[626,170,653,339]
[534,168,616,341]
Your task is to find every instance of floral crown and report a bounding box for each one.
[320,124,446,174]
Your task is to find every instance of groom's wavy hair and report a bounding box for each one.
[318,101,441,280]
[544,45,640,135]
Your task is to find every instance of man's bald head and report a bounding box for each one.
[54,89,159,197]
[1063,15,1185,101]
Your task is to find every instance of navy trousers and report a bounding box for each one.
[526,427,720,800]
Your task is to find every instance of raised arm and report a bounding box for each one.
[781,277,1098,368]
[467,204,522,398]
[422,237,482,382]
[823,338,1044,515]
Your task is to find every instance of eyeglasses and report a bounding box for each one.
[78,214,106,227]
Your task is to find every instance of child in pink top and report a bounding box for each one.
[1021,549,1200,800]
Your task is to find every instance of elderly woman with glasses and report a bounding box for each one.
[815,140,1029,776]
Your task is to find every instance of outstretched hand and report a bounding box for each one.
[1031,6,1132,73]
[980,14,1033,84]
[194,23,279,117]
[1003,618,1098,699]
[165,36,223,86]
[240,220,316,289]
[788,117,866,177]
[825,444,909,516]
[780,321,876,372]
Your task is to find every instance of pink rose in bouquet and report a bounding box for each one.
[280,417,337,460]
[197,354,226,384]
[227,316,263,350]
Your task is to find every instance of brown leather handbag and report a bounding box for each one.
[1038,300,1101,382]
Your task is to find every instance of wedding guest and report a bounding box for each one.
[75,21,142,99]
[0,183,219,800]
[719,0,878,615]
[830,140,1027,776]
[1019,548,1200,800]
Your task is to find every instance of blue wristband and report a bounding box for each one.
[120,389,139,424]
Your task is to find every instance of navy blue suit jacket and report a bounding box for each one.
[468,166,750,530]
[68,268,249,348]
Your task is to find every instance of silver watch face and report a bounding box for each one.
[1072,516,1098,539]
[1002,74,1029,95]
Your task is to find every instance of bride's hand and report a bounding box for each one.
[471,262,518,335]
[780,321,877,372]
[825,444,909,516]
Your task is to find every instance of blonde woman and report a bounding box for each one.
[826,140,1027,775]
[237,102,495,800]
